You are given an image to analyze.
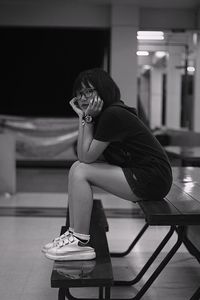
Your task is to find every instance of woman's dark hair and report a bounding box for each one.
[72,68,121,110]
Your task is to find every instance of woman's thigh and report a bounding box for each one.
[71,161,140,202]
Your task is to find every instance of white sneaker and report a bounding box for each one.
[42,230,71,253]
[45,235,96,261]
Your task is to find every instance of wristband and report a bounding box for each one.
[83,115,93,124]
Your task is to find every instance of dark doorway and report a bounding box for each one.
[181,74,194,129]
[0,26,110,117]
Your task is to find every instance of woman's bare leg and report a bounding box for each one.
[67,160,81,230]
[69,161,140,235]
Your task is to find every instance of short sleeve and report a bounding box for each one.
[94,108,126,142]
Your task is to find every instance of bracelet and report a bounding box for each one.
[82,120,94,126]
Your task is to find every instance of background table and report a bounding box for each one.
[165,146,200,166]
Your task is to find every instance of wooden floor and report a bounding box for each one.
[0,168,199,300]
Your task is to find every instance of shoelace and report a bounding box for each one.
[53,231,70,246]
[57,234,74,248]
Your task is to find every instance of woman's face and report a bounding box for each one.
[76,82,97,112]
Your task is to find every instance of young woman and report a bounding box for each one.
[42,68,172,261]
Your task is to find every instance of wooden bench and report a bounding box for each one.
[50,167,200,300]
[50,199,113,300]
[111,167,200,300]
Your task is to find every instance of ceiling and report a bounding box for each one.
[80,0,200,8]
[0,0,200,8]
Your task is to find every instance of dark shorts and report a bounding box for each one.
[122,158,173,201]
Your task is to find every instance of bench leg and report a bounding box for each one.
[110,223,149,258]
[62,287,111,300]
[108,226,185,300]
[131,226,185,300]
[58,288,66,300]
[114,225,175,286]
[189,287,200,300]
[98,287,103,299]
[105,287,111,299]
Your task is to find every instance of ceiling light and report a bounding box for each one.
[138,31,164,36]
[187,66,195,72]
[137,51,149,56]
[143,65,151,70]
[137,36,164,40]
[155,51,167,58]
[193,33,198,46]
[137,31,164,40]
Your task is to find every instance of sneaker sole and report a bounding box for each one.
[45,251,96,261]
[41,248,49,253]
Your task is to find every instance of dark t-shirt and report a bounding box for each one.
[94,101,172,199]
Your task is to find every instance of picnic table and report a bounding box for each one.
[164,146,200,166]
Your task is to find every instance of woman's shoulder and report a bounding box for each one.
[103,101,138,118]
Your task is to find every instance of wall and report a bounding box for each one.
[140,8,196,30]
[0,1,110,27]
[1,1,200,129]
[0,2,198,29]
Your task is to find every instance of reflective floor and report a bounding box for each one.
[0,168,199,300]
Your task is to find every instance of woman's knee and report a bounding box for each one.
[69,161,90,181]
[68,160,81,178]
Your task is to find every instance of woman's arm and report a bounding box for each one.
[69,98,85,161]
[80,121,109,163]
[81,120,94,155]
[71,96,108,163]
[77,115,84,161]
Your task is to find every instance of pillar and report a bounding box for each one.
[166,46,182,129]
[110,5,139,108]
[0,133,16,194]
[139,73,150,124]
[150,67,163,129]
[193,33,200,132]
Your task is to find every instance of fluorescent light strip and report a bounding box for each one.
[137,36,164,40]
[137,31,164,36]
[137,31,164,40]
[137,51,149,56]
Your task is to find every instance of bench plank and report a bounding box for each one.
[139,182,200,225]
[138,199,181,225]
[167,184,200,215]
[174,181,200,202]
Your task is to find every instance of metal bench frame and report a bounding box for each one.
[111,223,200,300]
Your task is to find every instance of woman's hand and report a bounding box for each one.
[85,95,103,118]
[69,98,83,117]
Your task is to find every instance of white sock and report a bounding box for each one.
[73,232,90,242]
[69,227,74,233]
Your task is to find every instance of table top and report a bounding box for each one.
[164,146,200,160]
[172,166,200,183]
[139,167,200,225]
